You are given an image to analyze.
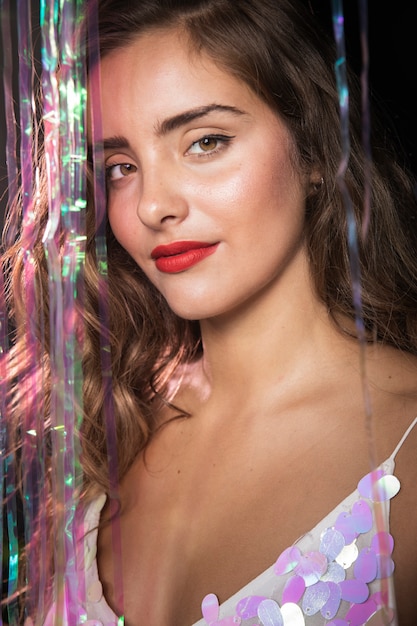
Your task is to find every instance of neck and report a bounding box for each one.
[197,257,355,408]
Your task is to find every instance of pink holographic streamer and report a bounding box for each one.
[87,0,125,617]
[39,0,67,618]
[42,24,67,626]
[56,0,87,622]
[39,0,87,622]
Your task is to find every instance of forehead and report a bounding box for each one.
[99,28,270,133]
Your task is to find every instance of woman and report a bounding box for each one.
[3,0,417,624]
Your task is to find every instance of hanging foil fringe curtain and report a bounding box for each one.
[1,0,97,623]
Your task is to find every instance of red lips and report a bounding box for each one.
[151,241,219,273]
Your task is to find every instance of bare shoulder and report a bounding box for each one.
[366,343,417,393]
[365,344,417,448]
[389,415,417,623]
[362,345,417,622]
[374,344,417,622]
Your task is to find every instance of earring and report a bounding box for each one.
[312,177,324,191]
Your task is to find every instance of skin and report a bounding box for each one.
[98,28,417,626]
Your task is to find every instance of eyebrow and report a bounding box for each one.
[102,135,131,152]
[101,104,247,152]
[156,104,247,135]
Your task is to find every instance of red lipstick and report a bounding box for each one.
[151,241,219,274]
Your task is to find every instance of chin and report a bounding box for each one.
[158,287,221,321]
[166,299,223,322]
[168,306,210,322]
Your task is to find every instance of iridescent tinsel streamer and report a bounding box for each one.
[358,0,371,239]
[16,1,44,619]
[87,0,125,617]
[332,0,392,615]
[39,3,67,619]
[40,0,87,622]
[1,0,19,245]
[1,2,22,624]
[331,0,372,425]
[2,3,34,623]
[0,270,7,626]
[57,0,87,621]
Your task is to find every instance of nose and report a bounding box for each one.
[136,166,189,230]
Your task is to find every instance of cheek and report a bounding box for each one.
[108,204,142,261]
[211,154,300,231]
[193,158,276,223]
[228,136,296,206]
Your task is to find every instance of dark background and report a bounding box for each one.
[0,1,416,227]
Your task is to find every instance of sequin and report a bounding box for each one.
[319,528,345,561]
[339,579,369,603]
[301,581,330,615]
[280,603,305,625]
[274,546,301,575]
[282,576,305,604]
[371,532,394,555]
[201,594,242,625]
[334,512,358,544]
[236,596,268,619]
[335,541,358,568]
[354,547,378,583]
[351,500,373,533]
[202,593,221,622]
[257,599,283,626]
[373,475,400,502]
[357,469,385,498]
[344,596,377,625]
[321,561,345,583]
[358,472,400,501]
[376,554,395,579]
[294,551,327,586]
[320,582,342,620]
[371,590,389,608]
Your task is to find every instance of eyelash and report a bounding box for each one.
[105,162,137,182]
[105,133,234,181]
[187,133,234,157]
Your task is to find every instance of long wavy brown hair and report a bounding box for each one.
[2,0,417,621]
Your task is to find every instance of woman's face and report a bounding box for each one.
[100,29,312,321]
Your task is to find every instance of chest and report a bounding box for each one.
[96,412,373,625]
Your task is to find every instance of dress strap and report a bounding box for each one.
[390,415,417,461]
